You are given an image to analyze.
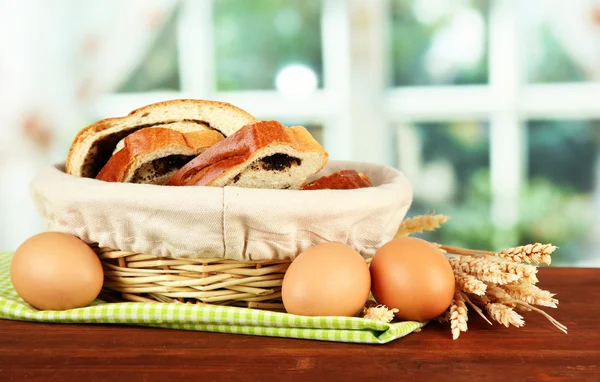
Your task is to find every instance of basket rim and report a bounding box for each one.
[32,160,413,262]
[46,159,408,193]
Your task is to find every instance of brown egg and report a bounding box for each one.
[370,237,455,321]
[10,232,104,311]
[282,243,371,316]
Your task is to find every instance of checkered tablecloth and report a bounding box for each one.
[0,252,425,344]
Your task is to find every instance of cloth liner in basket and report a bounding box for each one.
[30,160,413,261]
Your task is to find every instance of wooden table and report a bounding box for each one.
[1,267,598,382]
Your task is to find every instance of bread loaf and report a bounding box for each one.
[66,99,256,178]
[301,170,371,190]
[166,120,328,189]
[96,127,224,185]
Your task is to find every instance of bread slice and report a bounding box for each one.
[165,120,329,189]
[66,99,256,178]
[96,128,224,185]
[112,121,209,154]
[301,170,372,190]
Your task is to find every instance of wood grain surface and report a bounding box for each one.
[1,267,598,382]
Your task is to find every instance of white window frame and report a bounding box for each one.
[93,0,600,248]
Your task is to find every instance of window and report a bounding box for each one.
[390,0,489,86]
[214,0,323,91]
[117,6,181,93]
[397,121,491,250]
[96,0,600,266]
[525,0,600,83]
[524,119,599,265]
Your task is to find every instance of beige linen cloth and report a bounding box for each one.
[30,160,413,261]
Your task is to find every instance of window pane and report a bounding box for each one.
[389,0,489,86]
[525,120,598,265]
[396,121,492,249]
[118,7,180,92]
[526,1,600,83]
[213,0,323,91]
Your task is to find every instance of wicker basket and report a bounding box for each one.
[33,161,411,310]
[95,246,291,310]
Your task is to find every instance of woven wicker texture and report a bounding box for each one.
[97,247,290,310]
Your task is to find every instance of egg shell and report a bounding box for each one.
[370,237,455,322]
[282,242,371,317]
[10,232,104,311]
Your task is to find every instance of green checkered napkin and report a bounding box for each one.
[0,252,425,344]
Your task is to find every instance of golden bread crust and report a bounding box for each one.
[65,117,119,175]
[301,170,372,190]
[165,120,328,186]
[96,128,223,183]
[125,99,256,120]
[65,99,256,177]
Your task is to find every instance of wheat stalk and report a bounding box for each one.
[496,243,556,265]
[397,214,565,338]
[440,243,557,266]
[440,244,495,257]
[514,302,568,334]
[434,243,448,254]
[395,214,450,238]
[449,257,520,285]
[450,292,469,340]
[443,254,565,338]
[502,282,558,308]
[460,292,492,325]
[486,285,567,333]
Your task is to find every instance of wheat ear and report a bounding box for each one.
[496,243,556,265]
[362,305,398,323]
[454,271,487,296]
[493,260,539,284]
[395,214,450,238]
[449,257,520,285]
[440,243,557,266]
[502,282,558,308]
[450,292,468,340]
[486,285,567,333]
[485,303,525,328]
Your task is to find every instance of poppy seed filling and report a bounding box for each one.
[258,154,302,172]
[83,119,211,178]
[131,155,195,183]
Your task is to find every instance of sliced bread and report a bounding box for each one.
[96,127,224,185]
[112,120,210,154]
[166,120,329,189]
[301,170,372,190]
[66,99,256,178]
